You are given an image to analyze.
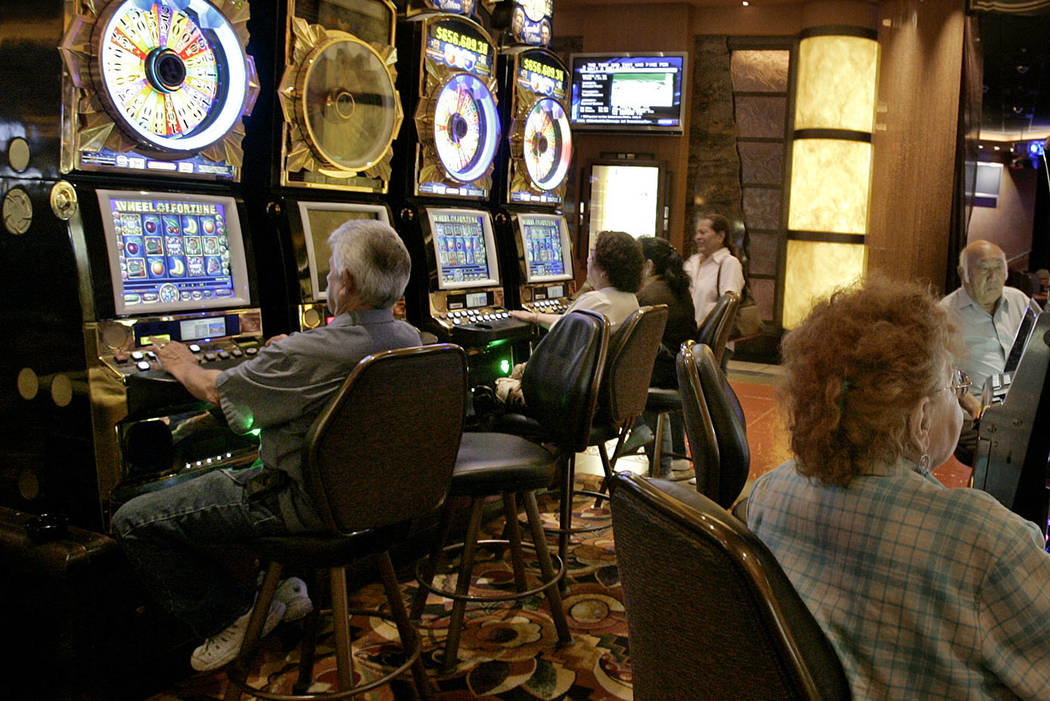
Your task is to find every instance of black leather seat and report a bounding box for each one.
[678,341,749,508]
[647,290,741,470]
[610,472,851,700]
[225,345,468,701]
[410,309,610,673]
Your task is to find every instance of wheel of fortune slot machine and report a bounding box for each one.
[391,0,533,386]
[241,0,405,335]
[0,0,270,533]
[491,0,576,317]
[0,0,279,693]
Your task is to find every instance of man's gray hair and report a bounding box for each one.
[328,219,411,309]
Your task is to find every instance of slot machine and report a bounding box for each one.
[392,2,532,382]
[0,0,268,530]
[972,307,1050,533]
[492,24,575,314]
[241,0,404,334]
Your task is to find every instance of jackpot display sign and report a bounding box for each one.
[505,49,572,205]
[98,190,251,316]
[415,17,500,199]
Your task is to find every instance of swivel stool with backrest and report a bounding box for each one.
[647,290,740,471]
[610,472,851,700]
[678,340,749,509]
[224,344,468,701]
[410,309,610,673]
[587,305,667,498]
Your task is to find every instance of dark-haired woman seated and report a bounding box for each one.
[495,230,643,407]
[747,276,1050,699]
[636,236,696,388]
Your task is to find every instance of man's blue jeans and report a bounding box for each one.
[110,467,292,639]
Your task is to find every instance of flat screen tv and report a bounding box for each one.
[515,212,573,283]
[298,201,390,301]
[425,207,500,290]
[569,52,687,133]
[98,189,251,317]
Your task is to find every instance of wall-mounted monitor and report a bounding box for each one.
[515,212,573,283]
[425,207,500,290]
[569,52,687,133]
[97,190,251,317]
[298,201,390,301]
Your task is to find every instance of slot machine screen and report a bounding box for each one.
[516,213,573,283]
[426,208,500,290]
[298,201,390,300]
[98,190,251,316]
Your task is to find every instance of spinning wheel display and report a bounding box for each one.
[91,0,252,153]
[278,17,403,184]
[433,73,500,183]
[522,97,571,191]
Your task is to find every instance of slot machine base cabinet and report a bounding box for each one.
[0,506,194,700]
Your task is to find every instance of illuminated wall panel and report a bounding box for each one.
[784,26,878,329]
[795,35,878,132]
[783,240,868,328]
[788,139,872,234]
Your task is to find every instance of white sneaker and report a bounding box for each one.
[274,576,313,622]
[190,599,286,672]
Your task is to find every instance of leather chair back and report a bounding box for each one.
[696,290,740,362]
[521,309,610,453]
[597,305,668,427]
[610,472,851,701]
[303,344,467,534]
[678,341,749,508]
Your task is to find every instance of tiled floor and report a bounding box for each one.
[579,359,972,491]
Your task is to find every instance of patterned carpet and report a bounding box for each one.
[147,475,634,700]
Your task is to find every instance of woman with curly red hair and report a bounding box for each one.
[747,276,1050,698]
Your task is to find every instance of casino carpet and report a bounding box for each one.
[147,474,634,701]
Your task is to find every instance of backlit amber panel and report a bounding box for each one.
[787,139,872,235]
[795,35,878,132]
[783,240,867,328]
[731,50,790,93]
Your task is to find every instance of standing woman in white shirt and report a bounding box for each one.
[683,213,745,327]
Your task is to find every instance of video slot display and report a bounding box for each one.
[428,208,500,290]
[98,190,251,316]
[517,213,572,283]
[570,53,686,133]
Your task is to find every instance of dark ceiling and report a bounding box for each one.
[979,12,1050,141]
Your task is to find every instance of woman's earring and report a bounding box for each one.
[919,452,930,472]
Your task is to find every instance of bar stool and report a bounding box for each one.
[224,345,467,700]
[410,309,609,673]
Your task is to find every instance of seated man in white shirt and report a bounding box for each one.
[939,239,1035,464]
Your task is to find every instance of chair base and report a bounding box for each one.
[414,538,566,604]
[226,606,422,701]
[227,555,431,701]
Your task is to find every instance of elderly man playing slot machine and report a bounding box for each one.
[939,239,1037,464]
[112,219,421,672]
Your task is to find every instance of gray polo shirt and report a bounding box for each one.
[216,308,421,530]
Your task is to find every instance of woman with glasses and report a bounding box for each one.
[747,276,1050,699]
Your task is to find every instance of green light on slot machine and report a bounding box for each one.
[250,428,262,437]
[499,358,512,375]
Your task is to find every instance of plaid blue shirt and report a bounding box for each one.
[748,459,1050,700]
